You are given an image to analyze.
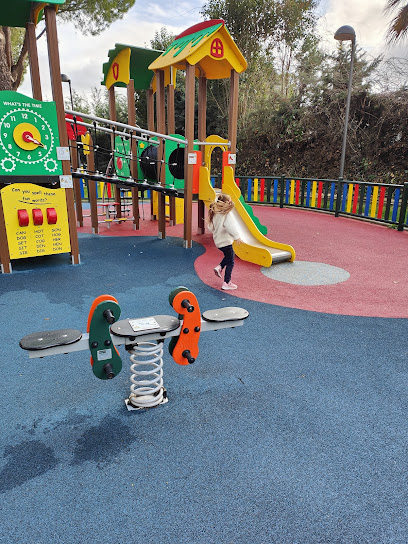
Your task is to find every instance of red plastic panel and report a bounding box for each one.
[32,208,43,226]
[46,208,57,224]
[17,209,29,227]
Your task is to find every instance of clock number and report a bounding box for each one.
[38,151,42,156]
[16,151,20,156]
[8,144,12,149]
[3,133,7,138]
[4,122,10,128]
[10,116,16,121]
[21,113,28,119]
[42,125,46,130]
[44,134,49,140]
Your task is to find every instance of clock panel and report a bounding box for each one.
[0,91,63,177]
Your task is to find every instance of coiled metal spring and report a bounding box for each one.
[127,341,166,409]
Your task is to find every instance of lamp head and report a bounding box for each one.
[334,25,356,43]
[61,73,71,83]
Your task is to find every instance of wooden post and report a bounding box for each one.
[26,22,42,100]
[146,88,156,219]
[127,79,140,229]
[0,193,11,273]
[156,70,166,239]
[45,6,80,264]
[183,62,195,248]
[86,134,99,234]
[108,85,122,219]
[167,81,176,224]
[197,75,207,234]
[70,140,84,226]
[167,83,175,134]
[228,69,239,177]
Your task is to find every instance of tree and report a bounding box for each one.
[0,0,135,91]
[385,0,408,43]
[149,27,175,51]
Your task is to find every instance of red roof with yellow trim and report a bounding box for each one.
[148,20,247,80]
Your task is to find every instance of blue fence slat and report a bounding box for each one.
[285,179,290,204]
[247,178,252,201]
[329,182,336,210]
[272,179,277,203]
[341,184,348,212]
[80,179,85,198]
[392,188,400,222]
[210,177,216,187]
[306,181,311,207]
[364,186,372,216]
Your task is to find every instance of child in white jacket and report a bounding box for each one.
[207,193,242,290]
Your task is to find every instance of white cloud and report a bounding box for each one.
[317,0,407,61]
[19,1,205,99]
[18,0,407,101]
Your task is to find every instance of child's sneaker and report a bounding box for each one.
[222,281,237,290]
[213,265,222,278]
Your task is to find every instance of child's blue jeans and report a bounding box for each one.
[219,244,235,283]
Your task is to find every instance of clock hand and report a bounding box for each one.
[22,131,45,147]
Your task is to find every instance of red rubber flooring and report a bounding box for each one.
[78,204,408,318]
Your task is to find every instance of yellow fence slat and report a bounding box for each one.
[370,186,379,217]
[346,183,353,213]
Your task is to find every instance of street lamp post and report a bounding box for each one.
[61,73,74,111]
[334,25,356,180]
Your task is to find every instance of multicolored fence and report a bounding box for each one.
[211,176,408,231]
[77,178,148,201]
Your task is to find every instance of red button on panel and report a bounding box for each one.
[17,209,29,227]
[46,208,57,224]
[32,208,43,225]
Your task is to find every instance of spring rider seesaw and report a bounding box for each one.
[20,287,249,410]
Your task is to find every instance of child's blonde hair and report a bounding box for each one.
[208,193,234,226]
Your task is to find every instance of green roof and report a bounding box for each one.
[0,0,65,28]
[102,44,163,90]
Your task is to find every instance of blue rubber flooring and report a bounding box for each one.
[1,233,407,544]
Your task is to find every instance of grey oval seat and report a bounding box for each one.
[202,307,249,322]
[20,329,82,351]
[111,315,181,337]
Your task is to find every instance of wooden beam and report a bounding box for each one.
[197,76,207,234]
[108,85,122,220]
[167,83,176,224]
[228,69,239,166]
[156,70,166,239]
[127,79,140,229]
[146,88,155,219]
[183,62,195,248]
[167,84,175,135]
[70,140,83,227]
[45,6,80,264]
[0,193,11,273]
[26,22,42,100]
[86,133,99,234]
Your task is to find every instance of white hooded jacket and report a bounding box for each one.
[207,211,241,249]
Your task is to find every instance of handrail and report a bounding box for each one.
[65,109,186,144]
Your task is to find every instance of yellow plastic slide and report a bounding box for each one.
[199,165,295,267]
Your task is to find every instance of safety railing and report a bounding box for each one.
[212,175,408,231]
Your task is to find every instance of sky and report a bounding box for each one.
[19,0,407,102]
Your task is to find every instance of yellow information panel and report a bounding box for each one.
[1,183,71,259]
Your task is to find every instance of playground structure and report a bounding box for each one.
[0,1,79,273]
[20,287,249,410]
[0,4,295,274]
[67,20,295,265]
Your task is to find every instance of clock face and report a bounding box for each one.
[0,91,62,177]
